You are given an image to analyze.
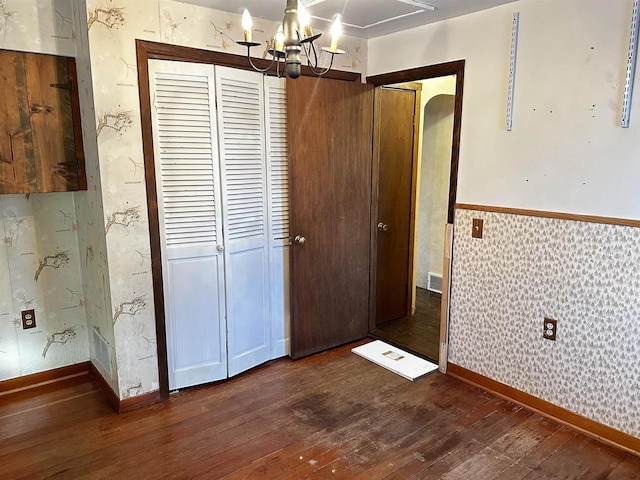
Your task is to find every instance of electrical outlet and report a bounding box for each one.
[543,317,557,341]
[22,309,36,329]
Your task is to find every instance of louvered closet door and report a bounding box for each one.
[215,66,271,376]
[149,60,227,389]
[265,76,290,357]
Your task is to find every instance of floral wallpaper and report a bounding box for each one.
[0,1,91,382]
[0,194,89,380]
[73,0,117,391]
[0,0,76,56]
[450,208,640,437]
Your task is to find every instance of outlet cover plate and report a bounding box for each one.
[543,317,557,341]
[22,309,36,329]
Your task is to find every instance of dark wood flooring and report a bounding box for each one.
[373,288,441,361]
[1,341,638,479]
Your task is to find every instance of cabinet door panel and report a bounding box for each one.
[0,51,31,193]
[25,52,77,192]
[0,50,79,193]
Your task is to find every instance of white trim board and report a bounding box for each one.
[352,341,438,381]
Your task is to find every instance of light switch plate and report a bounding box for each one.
[472,218,484,238]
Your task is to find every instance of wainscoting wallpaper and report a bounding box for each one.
[449,208,640,437]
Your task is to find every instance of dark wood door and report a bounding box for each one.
[288,76,373,359]
[374,87,416,325]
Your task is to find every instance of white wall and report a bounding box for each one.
[416,94,455,287]
[369,0,640,219]
[412,76,456,292]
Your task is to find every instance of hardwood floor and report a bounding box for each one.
[1,342,638,479]
[373,288,441,361]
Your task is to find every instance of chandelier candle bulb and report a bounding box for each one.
[330,15,342,52]
[242,9,253,42]
[298,3,313,38]
[275,24,285,52]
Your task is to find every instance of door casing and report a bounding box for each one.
[367,61,465,368]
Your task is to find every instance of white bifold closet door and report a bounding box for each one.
[149,59,289,390]
[215,66,271,377]
[265,76,290,359]
[150,60,227,390]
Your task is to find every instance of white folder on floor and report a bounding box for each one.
[352,340,438,381]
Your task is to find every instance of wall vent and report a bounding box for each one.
[92,327,112,378]
[427,272,443,294]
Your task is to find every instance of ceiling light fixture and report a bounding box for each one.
[237,0,344,79]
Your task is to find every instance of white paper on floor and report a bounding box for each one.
[352,340,438,381]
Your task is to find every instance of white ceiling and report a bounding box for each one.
[174,0,519,39]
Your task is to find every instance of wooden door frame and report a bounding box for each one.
[366,60,465,339]
[136,39,360,400]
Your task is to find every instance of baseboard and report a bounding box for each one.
[0,362,91,396]
[89,363,120,412]
[119,389,162,413]
[89,364,161,413]
[447,363,640,457]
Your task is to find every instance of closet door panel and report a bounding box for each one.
[150,59,227,389]
[167,256,225,384]
[265,76,290,358]
[226,247,268,355]
[215,66,271,377]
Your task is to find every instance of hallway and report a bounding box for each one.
[373,288,441,362]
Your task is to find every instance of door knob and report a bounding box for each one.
[294,235,306,245]
[377,222,389,232]
[216,245,224,251]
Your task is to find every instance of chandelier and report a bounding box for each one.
[237,0,343,79]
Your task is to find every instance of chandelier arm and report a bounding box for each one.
[248,53,278,73]
[305,51,336,77]
[298,31,319,70]
[307,41,320,69]
[239,44,278,74]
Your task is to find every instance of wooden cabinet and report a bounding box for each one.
[0,49,86,194]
